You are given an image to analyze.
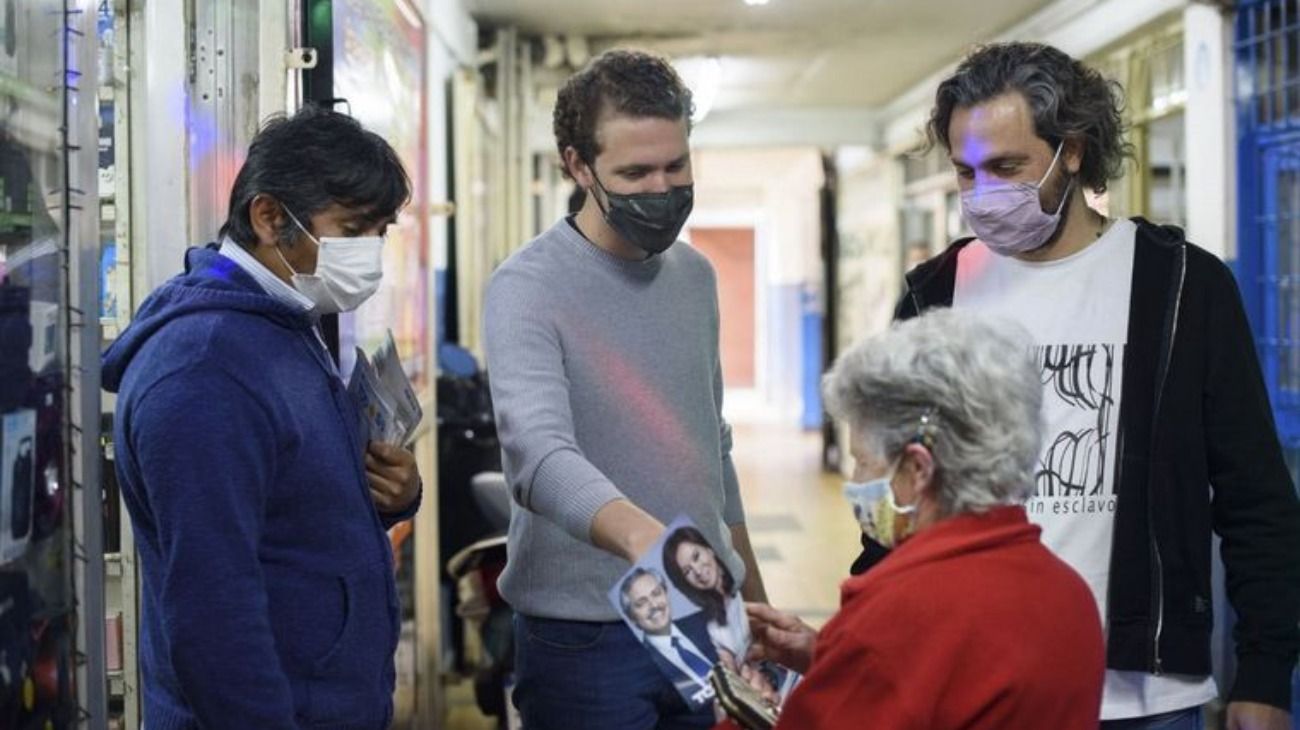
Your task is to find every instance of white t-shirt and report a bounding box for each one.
[952,219,1218,720]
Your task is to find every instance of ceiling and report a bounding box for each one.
[466,0,1059,112]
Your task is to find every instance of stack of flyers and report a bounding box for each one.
[347,330,424,446]
[608,516,801,715]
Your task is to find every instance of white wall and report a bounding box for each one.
[1183,3,1234,260]
[834,146,903,352]
[690,147,825,424]
[692,107,880,150]
[425,6,470,272]
[415,2,475,725]
[425,0,476,68]
[133,0,191,300]
[880,0,1190,152]
[831,147,904,475]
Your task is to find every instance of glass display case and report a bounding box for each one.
[1,1,107,728]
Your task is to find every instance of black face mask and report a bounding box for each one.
[591,173,694,257]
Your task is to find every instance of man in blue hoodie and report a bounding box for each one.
[101,105,421,729]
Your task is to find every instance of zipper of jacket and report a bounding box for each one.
[1147,243,1186,674]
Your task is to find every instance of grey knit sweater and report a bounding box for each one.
[483,217,747,621]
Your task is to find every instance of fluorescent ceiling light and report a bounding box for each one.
[743,0,771,6]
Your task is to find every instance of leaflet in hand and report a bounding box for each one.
[607,515,800,715]
[347,330,423,446]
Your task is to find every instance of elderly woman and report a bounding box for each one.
[721,309,1104,730]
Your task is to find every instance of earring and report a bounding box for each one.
[915,408,937,450]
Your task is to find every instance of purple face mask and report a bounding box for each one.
[959,142,1072,256]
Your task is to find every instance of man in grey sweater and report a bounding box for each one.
[484,49,766,729]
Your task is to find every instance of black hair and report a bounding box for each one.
[927,42,1133,194]
[662,526,735,627]
[553,49,693,179]
[219,104,411,249]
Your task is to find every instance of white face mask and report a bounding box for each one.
[278,208,385,314]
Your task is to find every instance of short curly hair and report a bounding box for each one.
[927,42,1133,194]
[553,49,693,179]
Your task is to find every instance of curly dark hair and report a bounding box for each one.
[662,526,735,627]
[926,42,1133,194]
[553,49,694,179]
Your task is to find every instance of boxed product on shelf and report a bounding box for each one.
[0,408,36,565]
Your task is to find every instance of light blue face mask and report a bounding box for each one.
[843,461,917,549]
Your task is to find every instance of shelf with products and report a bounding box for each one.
[94,1,139,724]
[0,211,34,232]
[2,0,110,727]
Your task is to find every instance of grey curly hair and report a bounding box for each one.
[822,309,1044,516]
[927,42,1133,194]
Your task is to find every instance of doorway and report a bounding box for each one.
[690,226,757,389]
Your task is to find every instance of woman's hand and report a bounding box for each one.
[717,647,740,672]
[744,602,817,674]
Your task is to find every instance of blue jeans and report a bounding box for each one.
[1099,707,1203,730]
[513,614,715,730]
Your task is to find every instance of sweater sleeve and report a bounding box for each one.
[716,356,746,527]
[1202,259,1300,710]
[483,268,626,543]
[129,368,297,729]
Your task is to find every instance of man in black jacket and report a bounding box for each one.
[870,42,1300,729]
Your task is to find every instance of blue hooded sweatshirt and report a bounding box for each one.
[102,246,412,730]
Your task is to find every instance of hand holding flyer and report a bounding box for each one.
[608,516,800,717]
[347,329,423,446]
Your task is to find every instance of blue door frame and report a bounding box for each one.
[1233,2,1300,716]
[1235,0,1300,467]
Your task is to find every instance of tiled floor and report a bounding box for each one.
[727,422,861,627]
[444,422,860,729]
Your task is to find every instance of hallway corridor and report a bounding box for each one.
[727,423,861,626]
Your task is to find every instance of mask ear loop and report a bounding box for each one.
[280,205,322,249]
[269,205,321,280]
[1039,141,1075,216]
[887,407,938,515]
[581,159,613,217]
[1037,141,1065,187]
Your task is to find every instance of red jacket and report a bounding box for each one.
[725,506,1104,730]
